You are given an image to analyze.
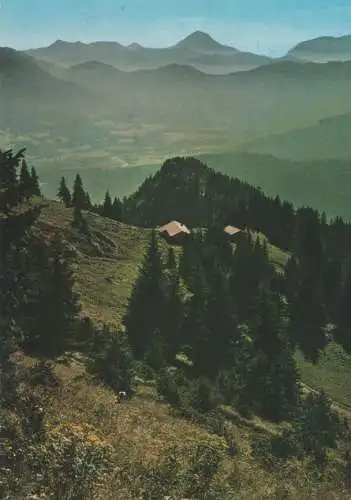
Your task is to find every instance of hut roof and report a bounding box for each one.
[157,220,191,237]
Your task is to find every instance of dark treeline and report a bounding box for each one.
[57,174,123,223]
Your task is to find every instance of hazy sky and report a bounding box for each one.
[1,0,350,56]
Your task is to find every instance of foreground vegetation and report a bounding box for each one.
[1,150,351,499]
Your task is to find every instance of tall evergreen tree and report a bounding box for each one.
[0,148,24,210]
[163,270,184,362]
[24,233,80,357]
[57,176,71,207]
[19,159,32,201]
[85,190,92,210]
[124,231,166,359]
[88,328,135,394]
[288,277,327,363]
[112,196,123,221]
[72,174,86,210]
[229,233,262,325]
[102,190,113,218]
[183,269,209,375]
[335,260,351,352]
[203,263,239,376]
[29,166,41,196]
[0,149,42,407]
[166,246,177,272]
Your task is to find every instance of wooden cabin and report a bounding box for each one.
[156,220,191,245]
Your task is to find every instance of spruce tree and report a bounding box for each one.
[284,255,299,303]
[85,190,92,210]
[72,204,88,232]
[229,233,261,325]
[203,262,239,376]
[57,176,71,207]
[248,286,300,421]
[19,159,32,201]
[29,166,41,196]
[124,230,166,359]
[72,174,86,210]
[288,277,327,363]
[102,190,113,218]
[112,196,123,221]
[163,271,184,362]
[25,233,80,357]
[89,328,135,394]
[336,260,351,352]
[0,149,42,407]
[183,270,209,376]
[0,148,24,210]
[166,246,177,272]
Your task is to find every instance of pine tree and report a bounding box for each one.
[85,190,92,210]
[183,270,209,376]
[19,159,32,201]
[29,166,41,196]
[261,341,301,422]
[0,148,24,210]
[102,190,113,218]
[24,233,80,357]
[248,286,300,421]
[229,233,261,325]
[112,196,123,221]
[57,176,71,207]
[72,174,86,210]
[0,149,42,407]
[288,276,327,363]
[72,203,87,232]
[163,271,184,362]
[203,262,239,376]
[284,255,299,303]
[335,260,351,352]
[124,231,166,359]
[89,328,135,394]
[166,246,177,272]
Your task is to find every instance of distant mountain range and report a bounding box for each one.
[25,31,351,75]
[288,34,351,62]
[1,45,351,146]
[25,31,273,74]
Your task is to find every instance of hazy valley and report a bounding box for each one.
[1,31,351,220]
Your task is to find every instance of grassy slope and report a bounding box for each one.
[33,199,351,412]
[17,352,349,499]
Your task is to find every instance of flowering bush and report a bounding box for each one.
[0,417,113,500]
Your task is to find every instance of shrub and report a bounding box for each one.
[27,360,62,393]
[88,327,135,395]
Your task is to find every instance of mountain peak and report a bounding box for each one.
[175,31,237,52]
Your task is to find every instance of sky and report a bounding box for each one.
[0,0,350,56]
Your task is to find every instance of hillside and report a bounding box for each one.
[199,151,351,220]
[288,34,351,62]
[241,112,351,161]
[0,47,90,104]
[30,197,351,410]
[25,31,271,74]
[33,197,289,326]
